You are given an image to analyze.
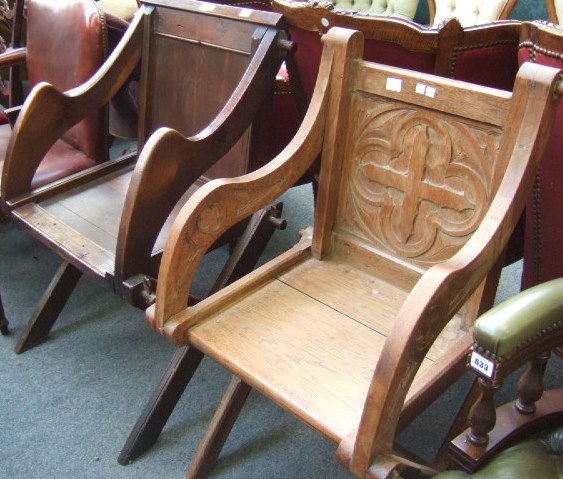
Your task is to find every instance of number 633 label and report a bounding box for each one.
[470,351,496,378]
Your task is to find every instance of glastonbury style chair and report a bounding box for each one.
[117,5,525,465]
[118,4,528,465]
[436,277,563,478]
[0,0,113,336]
[427,0,518,27]
[145,27,562,478]
[1,0,288,354]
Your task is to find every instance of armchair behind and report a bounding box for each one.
[440,278,563,478]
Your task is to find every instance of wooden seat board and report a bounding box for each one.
[188,255,462,442]
[12,202,116,277]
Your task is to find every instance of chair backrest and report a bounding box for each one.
[273,0,520,99]
[327,0,418,19]
[312,30,541,292]
[546,0,563,23]
[136,0,283,179]
[26,0,109,163]
[428,0,517,27]
[518,21,563,289]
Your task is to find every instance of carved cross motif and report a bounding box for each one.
[361,123,474,245]
[341,98,497,264]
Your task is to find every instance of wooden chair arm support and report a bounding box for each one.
[0,8,145,204]
[337,62,563,479]
[0,47,26,69]
[4,106,21,126]
[114,26,285,293]
[145,33,346,335]
[474,278,563,359]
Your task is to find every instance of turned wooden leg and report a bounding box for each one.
[467,378,500,446]
[0,291,9,335]
[516,351,549,414]
[15,261,82,354]
[186,376,251,479]
[118,346,204,465]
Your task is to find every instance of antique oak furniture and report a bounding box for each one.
[1,0,288,381]
[118,6,526,465]
[145,27,562,478]
[436,277,563,478]
[0,0,112,335]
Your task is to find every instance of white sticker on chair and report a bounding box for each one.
[239,8,252,17]
[386,77,402,92]
[416,83,437,98]
[199,3,215,11]
[470,351,495,378]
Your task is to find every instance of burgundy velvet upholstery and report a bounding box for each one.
[519,43,563,289]
[454,43,518,90]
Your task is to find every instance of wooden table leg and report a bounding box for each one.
[15,261,82,354]
[118,346,204,465]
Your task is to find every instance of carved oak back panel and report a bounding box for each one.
[324,61,512,272]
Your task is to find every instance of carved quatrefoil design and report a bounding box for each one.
[342,97,500,265]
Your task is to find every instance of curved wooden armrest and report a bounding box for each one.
[338,62,563,478]
[114,26,285,293]
[0,47,26,68]
[0,7,146,205]
[474,278,563,359]
[145,31,348,333]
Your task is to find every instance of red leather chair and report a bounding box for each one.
[0,0,113,335]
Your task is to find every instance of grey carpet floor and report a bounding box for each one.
[1,183,561,479]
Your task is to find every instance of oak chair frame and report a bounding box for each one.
[119,2,528,465]
[145,26,562,479]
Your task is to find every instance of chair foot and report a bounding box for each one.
[15,261,82,354]
[118,346,204,465]
[0,291,9,335]
[185,376,251,479]
[0,320,8,336]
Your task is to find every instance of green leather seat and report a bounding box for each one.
[435,427,563,479]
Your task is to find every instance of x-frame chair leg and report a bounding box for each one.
[118,203,285,464]
[0,292,9,335]
[185,376,251,479]
[118,346,205,464]
[15,261,82,354]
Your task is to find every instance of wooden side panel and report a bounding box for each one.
[141,6,260,177]
[332,63,509,270]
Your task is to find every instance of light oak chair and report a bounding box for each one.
[437,278,563,478]
[118,5,526,465]
[427,0,517,27]
[146,26,562,478]
[1,0,287,356]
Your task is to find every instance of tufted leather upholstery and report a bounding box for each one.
[97,0,139,21]
[429,0,516,27]
[330,0,418,19]
[0,0,109,189]
[435,427,563,478]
